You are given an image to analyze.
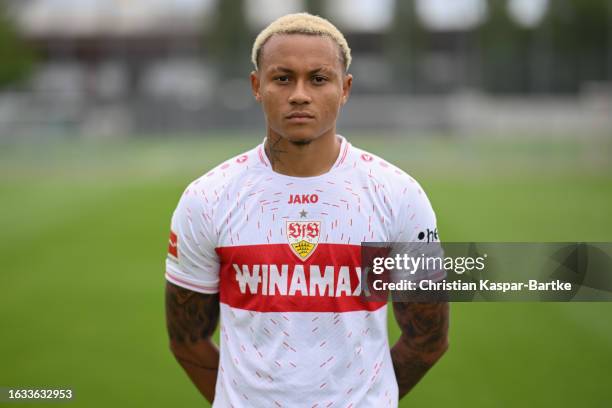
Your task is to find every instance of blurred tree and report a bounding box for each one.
[478,0,531,94]
[545,0,609,92]
[305,0,326,17]
[527,2,555,94]
[206,0,251,78]
[609,1,612,81]
[386,0,427,92]
[572,0,610,85]
[0,5,36,89]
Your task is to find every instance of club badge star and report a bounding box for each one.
[299,209,308,218]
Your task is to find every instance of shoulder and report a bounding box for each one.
[344,141,438,241]
[179,144,264,207]
[343,142,426,200]
[344,141,437,229]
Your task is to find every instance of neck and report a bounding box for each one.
[264,129,341,177]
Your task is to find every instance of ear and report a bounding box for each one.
[250,71,262,102]
[341,73,353,106]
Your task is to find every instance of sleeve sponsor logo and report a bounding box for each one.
[361,153,373,162]
[418,228,439,243]
[168,230,178,258]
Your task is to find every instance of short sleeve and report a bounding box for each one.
[165,185,220,294]
[391,179,446,283]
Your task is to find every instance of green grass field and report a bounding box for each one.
[1,133,611,407]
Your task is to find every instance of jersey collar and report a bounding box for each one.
[257,135,351,173]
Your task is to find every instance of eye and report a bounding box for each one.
[274,75,290,83]
[312,75,328,84]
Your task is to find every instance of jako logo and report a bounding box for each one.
[288,194,319,204]
[418,228,438,242]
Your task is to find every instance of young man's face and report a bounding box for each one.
[251,34,352,145]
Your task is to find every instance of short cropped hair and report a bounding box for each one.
[251,13,352,72]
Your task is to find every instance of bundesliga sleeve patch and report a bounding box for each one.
[168,230,178,258]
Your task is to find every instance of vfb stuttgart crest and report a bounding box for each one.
[286,220,321,261]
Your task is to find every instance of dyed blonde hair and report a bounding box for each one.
[251,12,352,72]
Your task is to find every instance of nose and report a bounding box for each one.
[288,80,312,105]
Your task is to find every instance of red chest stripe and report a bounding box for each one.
[215,244,385,313]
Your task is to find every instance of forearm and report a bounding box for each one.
[171,340,219,403]
[391,302,449,399]
[165,282,220,404]
[391,333,447,397]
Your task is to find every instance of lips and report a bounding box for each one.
[286,112,315,119]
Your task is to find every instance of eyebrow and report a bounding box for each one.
[268,66,335,75]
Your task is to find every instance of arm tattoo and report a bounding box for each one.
[391,302,449,398]
[165,282,220,344]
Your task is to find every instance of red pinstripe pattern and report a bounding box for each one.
[336,140,350,167]
[258,146,268,167]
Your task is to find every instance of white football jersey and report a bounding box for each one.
[166,136,441,407]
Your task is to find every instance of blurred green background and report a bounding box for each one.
[1,133,611,407]
[2,0,612,406]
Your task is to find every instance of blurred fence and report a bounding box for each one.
[1,87,610,139]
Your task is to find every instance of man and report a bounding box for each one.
[165,13,448,407]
